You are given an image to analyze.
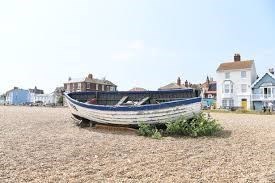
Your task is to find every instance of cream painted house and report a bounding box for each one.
[216,54,257,110]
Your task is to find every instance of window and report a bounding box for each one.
[222,99,234,107]
[208,94,213,98]
[87,83,90,89]
[102,85,105,91]
[110,86,115,91]
[77,83,81,89]
[222,100,227,107]
[225,72,230,79]
[229,99,234,107]
[241,71,247,78]
[96,84,99,90]
[241,84,247,93]
[224,84,230,93]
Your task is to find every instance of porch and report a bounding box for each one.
[251,94,275,101]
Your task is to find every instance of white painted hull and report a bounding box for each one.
[65,96,201,125]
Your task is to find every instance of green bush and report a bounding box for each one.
[151,129,162,139]
[137,123,154,136]
[166,113,222,137]
[138,113,222,138]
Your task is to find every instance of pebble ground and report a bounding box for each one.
[0,106,274,182]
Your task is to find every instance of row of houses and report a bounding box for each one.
[125,53,274,111]
[2,55,273,111]
[1,86,64,105]
[216,54,275,110]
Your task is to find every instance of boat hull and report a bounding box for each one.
[65,94,202,125]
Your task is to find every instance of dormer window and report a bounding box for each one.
[225,72,230,79]
[241,71,247,78]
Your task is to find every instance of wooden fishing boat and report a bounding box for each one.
[64,89,201,127]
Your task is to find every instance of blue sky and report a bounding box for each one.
[0,0,274,93]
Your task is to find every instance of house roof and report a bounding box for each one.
[5,88,28,95]
[217,60,254,72]
[65,77,117,86]
[158,83,188,90]
[251,72,275,88]
[204,91,217,94]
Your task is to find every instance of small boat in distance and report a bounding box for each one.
[64,89,202,127]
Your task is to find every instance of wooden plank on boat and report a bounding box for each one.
[116,96,128,106]
[137,97,150,105]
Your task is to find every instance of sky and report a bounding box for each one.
[0,0,274,94]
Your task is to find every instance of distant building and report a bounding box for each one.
[129,87,147,91]
[31,93,58,105]
[201,76,217,108]
[201,76,217,99]
[216,54,257,110]
[29,87,65,105]
[158,77,189,90]
[5,87,30,105]
[64,74,117,93]
[29,86,44,94]
[251,69,275,111]
[0,94,6,105]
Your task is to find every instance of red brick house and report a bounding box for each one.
[64,74,117,93]
[201,76,217,99]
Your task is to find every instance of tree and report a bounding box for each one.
[57,96,64,106]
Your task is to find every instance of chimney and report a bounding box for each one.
[177,77,181,86]
[68,77,72,81]
[234,53,241,62]
[185,80,189,87]
[269,68,274,75]
[88,74,93,79]
[206,76,210,84]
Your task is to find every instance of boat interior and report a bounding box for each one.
[68,89,201,106]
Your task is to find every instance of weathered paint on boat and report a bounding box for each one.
[64,91,202,125]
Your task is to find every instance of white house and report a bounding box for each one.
[216,54,257,110]
[29,93,59,105]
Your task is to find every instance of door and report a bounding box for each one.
[241,99,247,110]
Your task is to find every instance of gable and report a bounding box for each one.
[252,73,275,89]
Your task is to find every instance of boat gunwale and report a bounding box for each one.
[64,91,201,112]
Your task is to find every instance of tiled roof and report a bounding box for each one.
[158,83,188,90]
[204,91,216,94]
[217,60,254,71]
[65,77,117,86]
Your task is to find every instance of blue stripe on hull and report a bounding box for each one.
[65,93,201,112]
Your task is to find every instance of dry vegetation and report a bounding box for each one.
[0,106,274,182]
